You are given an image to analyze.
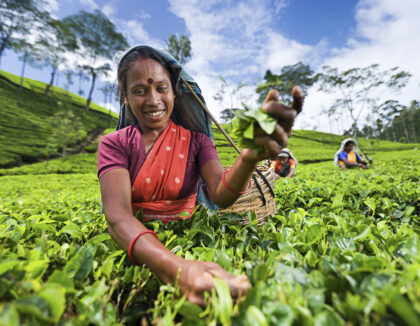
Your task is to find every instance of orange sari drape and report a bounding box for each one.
[131,120,197,222]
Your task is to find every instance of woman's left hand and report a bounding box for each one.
[242,86,304,162]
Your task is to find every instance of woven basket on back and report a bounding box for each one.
[219,165,277,225]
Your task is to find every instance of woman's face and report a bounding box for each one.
[278,156,287,164]
[344,143,354,152]
[124,58,175,133]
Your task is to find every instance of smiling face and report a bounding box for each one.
[124,58,175,134]
[278,156,287,165]
[344,142,354,153]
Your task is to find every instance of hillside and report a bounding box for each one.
[1,121,419,176]
[0,70,118,168]
[215,124,420,166]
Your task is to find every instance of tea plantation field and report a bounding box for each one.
[0,70,117,168]
[0,147,419,325]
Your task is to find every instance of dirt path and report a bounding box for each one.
[66,128,105,155]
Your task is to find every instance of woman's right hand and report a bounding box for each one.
[241,86,304,163]
[177,259,251,306]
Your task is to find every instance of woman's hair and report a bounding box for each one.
[344,140,354,147]
[117,46,179,100]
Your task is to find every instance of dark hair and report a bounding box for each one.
[117,46,179,101]
[344,140,355,147]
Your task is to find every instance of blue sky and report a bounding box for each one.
[2,0,419,133]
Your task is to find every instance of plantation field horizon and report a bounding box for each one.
[1,116,419,176]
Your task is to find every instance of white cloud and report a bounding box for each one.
[102,1,117,16]
[274,0,289,16]
[79,0,98,11]
[44,0,59,12]
[168,0,420,135]
[98,101,119,114]
[135,10,151,20]
[118,20,162,48]
[304,0,420,133]
[168,0,316,120]
[256,32,312,71]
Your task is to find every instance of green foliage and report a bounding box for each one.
[165,34,192,64]
[0,153,98,176]
[49,110,87,157]
[0,70,117,168]
[256,63,314,105]
[213,121,419,167]
[63,9,128,110]
[0,0,49,60]
[0,153,419,324]
[231,105,277,153]
[316,64,411,139]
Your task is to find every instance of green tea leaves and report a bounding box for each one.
[231,105,277,152]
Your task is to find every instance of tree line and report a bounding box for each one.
[0,0,191,111]
[0,0,191,159]
[1,1,418,143]
[223,62,417,143]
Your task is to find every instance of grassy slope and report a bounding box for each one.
[0,70,118,168]
[0,76,418,175]
[1,122,419,176]
[214,123,420,166]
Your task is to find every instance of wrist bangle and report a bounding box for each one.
[222,168,252,195]
[128,230,159,265]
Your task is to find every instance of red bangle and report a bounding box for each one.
[222,168,252,195]
[128,230,159,265]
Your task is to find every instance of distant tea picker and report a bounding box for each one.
[334,138,371,169]
[270,148,297,178]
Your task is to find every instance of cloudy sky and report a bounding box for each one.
[3,0,419,133]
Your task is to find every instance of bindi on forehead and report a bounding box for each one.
[147,78,154,85]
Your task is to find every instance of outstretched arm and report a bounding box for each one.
[285,167,295,178]
[342,158,365,168]
[202,87,304,207]
[100,168,250,305]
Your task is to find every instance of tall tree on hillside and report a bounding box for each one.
[407,100,419,142]
[213,76,227,120]
[35,18,78,98]
[166,34,191,64]
[0,0,48,65]
[77,70,89,96]
[100,82,114,128]
[256,62,314,105]
[63,10,128,111]
[63,70,74,91]
[378,99,420,143]
[376,100,402,142]
[316,64,411,139]
[16,41,39,106]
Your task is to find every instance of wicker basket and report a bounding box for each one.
[219,165,277,224]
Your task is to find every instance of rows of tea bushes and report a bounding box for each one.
[214,124,420,165]
[0,70,117,168]
[0,151,419,325]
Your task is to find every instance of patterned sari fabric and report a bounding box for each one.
[131,121,197,222]
[337,151,360,168]
[334,138,362,168]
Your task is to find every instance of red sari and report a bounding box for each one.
[131,120,197,223]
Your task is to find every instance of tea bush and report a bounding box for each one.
[0,153,419,325]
